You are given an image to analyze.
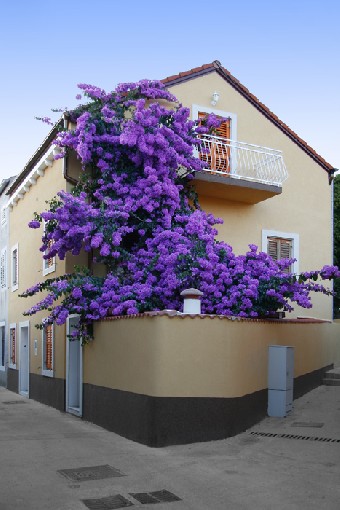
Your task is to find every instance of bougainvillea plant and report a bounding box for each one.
[21,80,340,341]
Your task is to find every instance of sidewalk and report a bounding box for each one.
[0,384,339,510]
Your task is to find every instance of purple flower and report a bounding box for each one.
[72,287,82,299]
[28,220,41,229]
[22,79,336,340]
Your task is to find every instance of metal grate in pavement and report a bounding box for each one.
[151,490,182,503]
[3,400,26,405]
[58,464,125,482]
[130,490,182,504]
[251,431,340,443]
[291,422,324,428]
[129,493,158,504]
[82,494,133,509]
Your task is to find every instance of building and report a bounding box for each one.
[5,61,340,445]
[0,177,16,387]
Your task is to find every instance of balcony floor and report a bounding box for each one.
[193,171,282,204]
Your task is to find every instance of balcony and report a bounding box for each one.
[193,135,289,204]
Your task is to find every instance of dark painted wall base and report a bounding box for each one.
[0,369,7,388]
[7,368,18,393]
[29,373,65,412]
[4,364,333,447]
[83,384,268,447]
[294,363,333,399]
[83,364,333,447]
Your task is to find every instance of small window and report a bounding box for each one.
[262,230,299,274]
[0,322,5,371]
[0,247,7,289]
[9,324,16,368]
[43,222,56,276]
[42,322,54,377]
[11,244,18,291]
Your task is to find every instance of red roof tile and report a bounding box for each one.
[162,60,334,174]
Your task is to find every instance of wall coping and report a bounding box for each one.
[101,311,332,324]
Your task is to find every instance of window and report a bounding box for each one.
[0,322,5,371]
[11,244,18,291]
[42,322,54,377]
[0,247,7,289]
[9,324,16,368]
[43,222,56,276]
[1,206,6,226]
[262,230,299,274]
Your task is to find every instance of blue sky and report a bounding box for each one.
[1,0,339,180]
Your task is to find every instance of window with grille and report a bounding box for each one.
[9,324,16,367]
[0,323,5,370]
[11,244,18,291]
[262,230,299,275]
[0,248,7,289]
[42,322,54,376]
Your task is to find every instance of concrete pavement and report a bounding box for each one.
[0,384,339,510]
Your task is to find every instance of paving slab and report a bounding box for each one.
[0,384,339,509]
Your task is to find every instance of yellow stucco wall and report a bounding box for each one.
[168,73,333,319]
[8,158,79,378]
[85,316,340,398]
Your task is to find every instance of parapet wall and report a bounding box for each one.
[86,314,340,398]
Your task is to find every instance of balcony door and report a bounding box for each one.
[198,112,231,173]
[193,103,237,172]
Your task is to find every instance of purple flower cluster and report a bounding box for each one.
[24,79,338,340]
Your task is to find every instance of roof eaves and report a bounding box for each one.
[161,62,217,87]
[0,178,11,197]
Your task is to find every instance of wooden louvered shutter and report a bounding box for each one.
[10,328,16,365]
[198,112,231,173]
[267,237,292,273]
[279,239,292,260]
[268,238,279,261]
[46,239,54,268]
[45,325,53,371]
[12,249,18,286]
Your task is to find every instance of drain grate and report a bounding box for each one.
[58,465,125,482]
[82,494,133,509]
[130,493,158,505]
[130,490,182,505]
[251,431,340,443]
[291,422,324,428]
[3,400,26,405]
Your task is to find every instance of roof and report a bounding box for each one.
[7,120,62,196]
[0,175,17,197]
[8,61,334,196]
[162,60,334,174]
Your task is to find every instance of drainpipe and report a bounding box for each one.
[180,288,203,314]
[330,169,338,319]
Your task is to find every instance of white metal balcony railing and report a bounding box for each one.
[196,135,288,187]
